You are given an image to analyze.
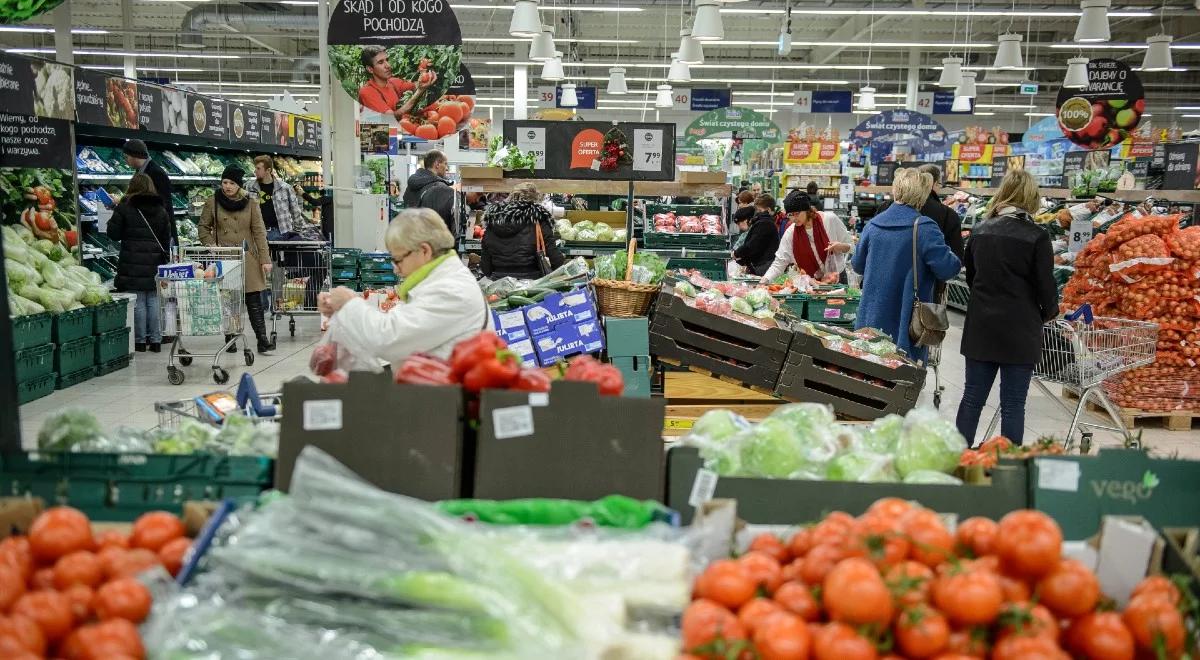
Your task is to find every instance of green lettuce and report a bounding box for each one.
[894,408,967,477]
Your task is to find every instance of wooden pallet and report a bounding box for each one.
[1061,387,1200,432]
[662,369,783,436]
[658,357,779,398]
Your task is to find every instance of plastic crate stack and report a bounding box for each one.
[359,251,398,289]
[331,248,361,291]
[11,298,132,405]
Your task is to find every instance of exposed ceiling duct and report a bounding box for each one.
[180,4,317,48]
[291,55,320,82]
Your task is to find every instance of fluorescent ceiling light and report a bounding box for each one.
[451,2,643,10]
[5,48,239,59]
[556,74,851,85]
[0,26,108,34]
[462,37,637,44]
[716,40,994,48]
[719,7,1150,16]
[82,65,203,72]
[1026,112,1055,117]
[1182,114,1200,118]
[177,81,320,88]
[976,103,1040,109]
[476,60,884,71]
[1174,106,1200,110]
[973,112,996,116]
[1049,42,1200,49]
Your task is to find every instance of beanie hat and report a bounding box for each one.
[783,191,812,214]
[221,165,245,188]
[122,139,149,159]
[733,206,755,223]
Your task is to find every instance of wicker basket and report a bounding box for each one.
[593,279,659,317]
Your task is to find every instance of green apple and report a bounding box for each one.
[1116,108,1137,128]
[1109,99,1128,109]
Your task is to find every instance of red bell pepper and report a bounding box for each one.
[450,331,508,381]
[462,349,521,392]
[562,355,625,396]
[512,368,552,392]
[395,354,454,386]
[321,369,348,384]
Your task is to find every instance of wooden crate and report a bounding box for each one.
[1061,388,1200,432]
[662,371,783,436]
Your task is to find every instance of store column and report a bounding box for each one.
[121,0,135,78]
[514,45,529,120]
[53,1,72,65]
[904,47,920,111]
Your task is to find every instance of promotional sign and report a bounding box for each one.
[1162,142,1199,190]
[851,110,948,164]
[691,88,730,112]
[0,53,35,116]
[916,91,972,115]
[29,60,73,121]
[187,93,227,140]
[1056,58,1145,150]
[876,162,899,186]
[793,91,852,114]
[327,0,475,141]
[136,84,164,133]
[1022,116,1067,144]
[784,140,840,163]
[503,120,675,181]
[952,142,993,164]
[990,155,1025,186]
[73,68,110,127]
[0,115,72,169]
[258,108,278,147]
[685,107,781,143]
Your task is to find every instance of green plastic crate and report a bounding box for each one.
[358,252,393,272]
[361,271,398,285]
[56,366,95,390]
[642,231,730,251]
[96,354,132,377]
[645,204,723,216]
[332,278,361,291]
[55,336,96,376]
[93,298,130,334]
[52,307,94,343]
[331,248,362,267]
[14,343,55,382]
[16,372,56,405]
[773,294,809,320]
[95,327,131,363]
[804,296,859,325]
[12,313,52,350]
[667,257,727,282]
[332,266,359,280]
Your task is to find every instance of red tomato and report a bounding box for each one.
[0,614,46,656]
[933,569,1003,626]
[902,509,954,567]
[63,584,95,622]
[799,544,846,586]
[414,124,439,141]
[895,604,950,658]
[158,537,191,577]
[28,507,94,564]
[994,510,1062,579]
[822,557,893,626]
[1035,559,1099,618]
[681,598,747,656]
[94,577,152,624]
[30,567,55,590]
[990,634,1068,660]
[1129,575,1181,606]
[105,548,160,580]
[459,95,475,114]
[996,601,1059,642]
[812,622,879,660]
[694,559,756,610]
[954,517,998,557]
[93,531,129,551]
[754,611,811,660]
[129,512,185,552]
[749,533,791,564]
[867,497,913,521]
[945,627,988,658]
[399,119,417,134]
[773,581,820,621]
[0,564,26,611]
[54,550,103,589]
[885,560,934,607]
[1121,594,1185,656]
[846,516,910,571]
[786,529,812,560]
[11,589,74,642]
[739,551,784,595]
[0,537,33,580]
[61,618,145,660]
[737,597,783,635]
[437,101,464,124]
[436,115,457,137]
[1064,611,1134,660]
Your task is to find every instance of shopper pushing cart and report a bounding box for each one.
[267,240,331,344]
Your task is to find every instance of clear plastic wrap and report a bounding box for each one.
[825,451,899,482]
[894,407,968,478]
[683,409,752,476]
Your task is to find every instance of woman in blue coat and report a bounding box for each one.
[852,168,961,363]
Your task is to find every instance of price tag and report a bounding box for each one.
[838,183,854,204]
[303,400,343,431]
[515,126,546,170]
[1068,219,1093,254]
[492,405,535,439]
[633,128,664,172]
[1036,458,1081,493]
[688,468,719,508]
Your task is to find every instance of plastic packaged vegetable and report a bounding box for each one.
[437,495,667,528]
[826,451,899,482]
[894,407,968,477]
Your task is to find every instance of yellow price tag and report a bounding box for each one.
[664,418,695,430]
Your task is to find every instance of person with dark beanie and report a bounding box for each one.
[108,174,173,353]
[732,194,781,276]
[731,205,756,251]
[122,139,173,219]
[198,165,274,354]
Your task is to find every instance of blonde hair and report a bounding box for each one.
[988,169,1040,217]
[509,182,541,204]
[892,168,934,207]
[253,155,274,170]
[384,208,455,254]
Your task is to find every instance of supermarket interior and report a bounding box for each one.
[3,0,1200,658]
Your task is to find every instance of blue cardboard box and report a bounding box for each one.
[532,317,605,366]
[492,309,530,343]
[507,338,538,368]
[524,288,598,336]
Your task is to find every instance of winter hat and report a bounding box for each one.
[783,191,813,214]
[733,206,755,223]
[122,139,149,159]
[221,165,245,188]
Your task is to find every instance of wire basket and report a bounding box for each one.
[1035,316,1159,389]
[592,279,659,317]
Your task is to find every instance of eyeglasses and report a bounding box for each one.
[391,249,414,266]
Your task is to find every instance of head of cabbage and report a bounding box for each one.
[686,409,752,476]
[894,408,967,477]
[826,451,899,482]
[594,225,615,242]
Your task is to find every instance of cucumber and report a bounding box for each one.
[506,295,537,307]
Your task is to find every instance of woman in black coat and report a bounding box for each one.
[956,169,1059,447]
[732,194,781,276]
[480,183,565,280]
[108,174,175,352]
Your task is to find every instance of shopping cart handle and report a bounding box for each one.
[1064,304,1094,324]
[236,372,277,417]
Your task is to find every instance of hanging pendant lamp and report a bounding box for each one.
[509,0,542,38]
[607,67,628,94]
[655,84,673,108]
[691,0,724,42]
[541,52,565,81]
[559,83,578,107]
[1074,0,1110,43]
[951,94,972,112]
[529,25,556,61]
[938,57,963,87]
[679,28,704,64]
[858,86,876,111]
[1064,57,1090,88]
[994,33,1024,69]
[955,71,977,98]
[1141,34,1173,71]
[667,54,691,83]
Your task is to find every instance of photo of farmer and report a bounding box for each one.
[357,46,437,120]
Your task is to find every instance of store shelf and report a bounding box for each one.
[460,177,733,198]
[78,174,221,184]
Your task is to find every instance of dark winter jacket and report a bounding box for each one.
[142,159,174,219]
[403,168,457,236]
[480,200,565,280]
[733,211,781,276]
[962,210,1059,365]
[108,193,173,292]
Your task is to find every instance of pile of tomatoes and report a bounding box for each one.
[680,498,1196,659]
[958,436,1065,470]
[0,506,194,659]
[399,95,476,141]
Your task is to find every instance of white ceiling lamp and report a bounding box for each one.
[1074,0,1110,43]
[1142,34,1173,71]
[858,86,877,111]
[541,52,565,81]
[509,0,542,37]
[607,66,628,94]
[655,84,673,108]
[679,28,704,64]
[955,70,978,98]
[951,94,972,112]
[529,25,556,61]
[778,2,793,56]
[691,0,724,42]
[937,57,963,87]
[559,83,579,107]
[1064,56,1090,88]
[667,53,691,83]
[994,33,1024,69]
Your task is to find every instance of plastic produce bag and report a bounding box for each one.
[673,280,697,298]
[437,495,668,529]
[37,409,107,451]
[684,409,752,475]
[318,314,385,374]
[903,470,964,485]
[731,297,754,315]
[859,414,904,453]
[826,451,899,482]
[894,408,967,477]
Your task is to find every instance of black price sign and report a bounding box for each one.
[259,109,278,147]
[242,106,262,143]
[73,69,108,126]
[1162,142,1199,190]
[228,104,248,142]
[1062,151,1087,180]
[876,162,898,186]
[0,115,73,169]
[138,84,165,132]
[990,156,1008,186]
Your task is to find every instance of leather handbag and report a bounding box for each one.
[908,213,950,348]
[534,220,553,276]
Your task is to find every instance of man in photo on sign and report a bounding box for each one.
[357,46,437,121]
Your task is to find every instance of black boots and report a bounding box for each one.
[135,343,147,352]
[245,292,273,355]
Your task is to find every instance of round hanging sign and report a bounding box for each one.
[1056,58,1145,150]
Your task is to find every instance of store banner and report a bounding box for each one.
[990,155,1025,186]
[685,106,781,143]
[690,88,730,112]
[851,110,948,164]
[187,93,227,140]
[29,60,73,121]
[0,53,35,116]
[812,91,852,114]
[137,84,165,133]
[293,116,319,150]
[503,120,675,181]
[1056,58,1145,150]
[917,91,972,115]
[259,109,279,147]
[159,86,188,136]
[73,68,109,127]
[1162,142,1199,190]
[0,114,72,169]
[229,104,249,142]
[952,142,993,163]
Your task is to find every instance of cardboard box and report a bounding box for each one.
[0,497,43,538]
[612,355,652,398]
[492,309,530,343]
[532,318,605,366]
[507,338,538,368]
[679,171,728,184]
[605,317,651,358]
[523,289,598,336]
[460,166,503,179]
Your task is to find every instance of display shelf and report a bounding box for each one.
[460,177,733,198]
[78,173,220,184]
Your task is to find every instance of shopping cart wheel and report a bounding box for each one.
[270,331,278,347]
[933,390,943,409]
[1080,431,1094,455]
[177,348,193,367]
[167,367,185,386]
[289,318,296,337]
[213,367,230,385]
[243,349,255,367]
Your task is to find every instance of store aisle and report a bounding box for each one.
[17,312,1198,458]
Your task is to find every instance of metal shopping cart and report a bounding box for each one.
[267,240,331,344]
[982,307,1158,453]
[926,284,949,410]
[155,393,283,429]
[159,246,254,386]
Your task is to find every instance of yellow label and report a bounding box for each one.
[664,418,695,430]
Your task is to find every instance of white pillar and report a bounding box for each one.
[121,0,135,78]
[317,0,332,183]
[330,78,361,247]
[513,66,529,120]
[905,47,920,111]
[53,0,72,65]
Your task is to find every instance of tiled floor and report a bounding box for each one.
[16,311,1200,458]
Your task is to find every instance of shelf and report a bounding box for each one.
[78,174,220,184]
[460,177,733,198]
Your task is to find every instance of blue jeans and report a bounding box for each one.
[133,291,161,344]
[955,358,1035,446]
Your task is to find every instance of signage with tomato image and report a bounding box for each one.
[1056,58,1145,150]
[503,120,675,181]
[326,0,476,143]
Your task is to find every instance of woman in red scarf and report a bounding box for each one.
[760,192,852,283]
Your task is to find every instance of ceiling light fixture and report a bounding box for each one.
[938,57,963,87]
[951,95,972,112]
[718,6,1150,16]
[559,83,578,107]
[994,33,1023,68]
[1074,0,1110,42]
[541,52,565,81]
[679,28,704,64]
[858,86,876,111]
[607,67,628,94]
[1142,34,1173,70]
[691,0,724,42]
[1063,56,1090,88]
[955,71,978,98]
[778,1,793,56]
[509,0,542,37]
[529,25,556,61]
[655,84,673,107]
[667,53,691,83]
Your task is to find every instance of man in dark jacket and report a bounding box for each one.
[877,163,964,261]
[122,139,173,220]
[733,194,780,276]
[480,185,565,280]
[404,149,457,236]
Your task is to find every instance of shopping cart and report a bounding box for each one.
[982,307,1158,452]
[159,245,254,386]
[926,284,949,410]
[155,393,283,429]
[267,240,331,343]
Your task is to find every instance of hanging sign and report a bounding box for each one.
[685,106,781,143]
[1020,83,1039,96]
[137,84,164,132]
[504,120,675,181]
[851,110,948,164]
[690,88,730,112]
[785,140,840,163]
[920,91,972,115]
[187,93,227,140]
[1055,58,1144,150]
[1162,142,1199,190]
[0,53,35,116]
[812,91,852,114]
[534,85,557,109]
[29,60,73,121]
[73,69,110,127]
[990,155,1025,186]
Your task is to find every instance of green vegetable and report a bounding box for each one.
[673,281,697,298]
[860,414,904,453]
[594,225,614,242]
[903,470,964,485]
[894,408,967,477]
[39,259,66,288]
[37,409,106,451]
[437,495,664,528]
[731,297,753,315]
[827,451,899,482]
[752,308,776,320]
[744,289,771,310]
[5,257,35,284]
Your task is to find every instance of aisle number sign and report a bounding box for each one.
[633,128,664,172]
[1069,219,1094,254]
[672,88,691,109]
[535,86,556,108]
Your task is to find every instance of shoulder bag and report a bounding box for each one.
[534,220,553,276]
[908,213,950,348]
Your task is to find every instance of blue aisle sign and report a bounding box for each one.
[812,90,852,113]
[690,88,731,111]
[557,86,597,110]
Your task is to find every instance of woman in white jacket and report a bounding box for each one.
[761,192,853,283]
[318,209,491,364]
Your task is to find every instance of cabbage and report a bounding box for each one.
[737,418,806,478]
[17,281,43,300]
[827,451,899,482]
[691,409,751,443]
[9,294,43,316]
[702,288,725,300]
[894,408,967,477]
[687,410,752,476]
[554,218,573,235]
[560,227,577,241]
[860,414,904,453]
[613,229,627,243]
[11,224,34,244]
[673,281,697,298]
[33,239,58,257]
[66,302,84,311]
[81,285,111,305]
[24,247,48,269]
[1,224,20,247]
[731,297,753,315]
[903,470,963,485]
[744,289,772,310]
[66,266,100,286]
[6,258,35,284]
[576,229,598,241]
[35,287,73,313]
[38,409,107,451]
[3,235,30,263]
[767,403,837,439]
[572,221,595,233]
[594,225,615,242]
[752,308,776,320]
[40,260,66,288]
[60,279,85,302]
